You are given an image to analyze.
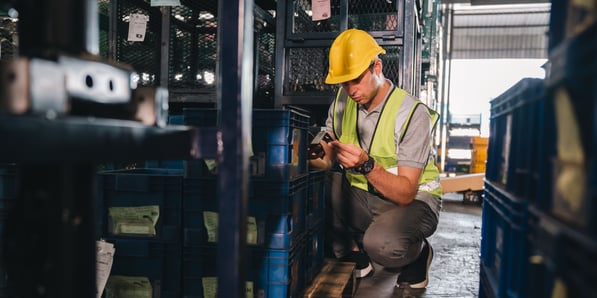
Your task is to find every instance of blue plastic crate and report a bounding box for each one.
[98,168,184,242]
[479,263,497,298]
[168,114,185,125]
[183,175,308,249]
[252,108,310,179]
[252,175,308,248]
[183,244,304,298]
[532,212,597,298]
[106,238,182,298]
[152,109,219,178]
[304,220,325,285]
[486,78,547,200]
[480,181,529,298]
[306,170,326,231]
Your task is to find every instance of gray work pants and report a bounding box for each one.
[328,171,440,269]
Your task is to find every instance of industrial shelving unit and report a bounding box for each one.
[274,0,426,124]
[0,0,446,297]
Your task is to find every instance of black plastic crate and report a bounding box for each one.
[105,238,182,298]
[532,212,597,298]
[183,175,308,250]
[98,168,184,242]
[183,243,305,298]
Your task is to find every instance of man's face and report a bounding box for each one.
[340,62,378,106]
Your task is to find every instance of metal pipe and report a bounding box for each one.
[439,4,454,173]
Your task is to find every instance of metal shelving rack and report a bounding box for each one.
[98,0,275,108]
[0,0,252,296]
[274,0,423,117]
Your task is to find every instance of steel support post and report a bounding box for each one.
[216,0,253,296]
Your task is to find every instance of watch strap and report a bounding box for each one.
[356,155,374,175]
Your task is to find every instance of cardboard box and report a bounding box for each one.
[440,173,484,194]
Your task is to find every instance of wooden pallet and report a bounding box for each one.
[302,259,356,298]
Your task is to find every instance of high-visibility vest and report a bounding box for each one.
[331,86,442,198]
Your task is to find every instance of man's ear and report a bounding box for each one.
[374,59,382,76]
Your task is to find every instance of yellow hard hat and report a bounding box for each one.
[325,29,386,84]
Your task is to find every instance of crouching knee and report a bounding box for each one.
[363,234,419,269]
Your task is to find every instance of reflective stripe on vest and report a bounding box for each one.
[331,87,442,198]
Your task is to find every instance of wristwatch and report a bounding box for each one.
[356,155,374,175]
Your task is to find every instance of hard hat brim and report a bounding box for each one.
[325,47,386,85]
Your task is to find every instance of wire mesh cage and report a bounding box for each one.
[111,0,274,103]
[383,45,402,86]
[168,2,218,90]
[116,0,163,87]
[347,0,402,32]
[255,31,276,105]
[0,17,18,62]
[289,0,403,37]
[284,44,401,96]
[98,0,110,59]
[290,0,342,35]
[286,47,332,96]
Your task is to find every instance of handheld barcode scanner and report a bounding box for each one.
[308,131,333,159]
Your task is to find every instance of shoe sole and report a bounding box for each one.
[396,240,434,289]
[356,263,373,278]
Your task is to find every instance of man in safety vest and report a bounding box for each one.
[310,28,442,289]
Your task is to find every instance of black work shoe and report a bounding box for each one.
[339,250,373,278]
[396,239,433,288]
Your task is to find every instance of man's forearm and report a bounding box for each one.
[364,163,419,205]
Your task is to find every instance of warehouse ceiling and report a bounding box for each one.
[442,2,551,59]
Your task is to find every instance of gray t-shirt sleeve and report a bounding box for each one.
[397,104,432,169]
[325,102,334,133]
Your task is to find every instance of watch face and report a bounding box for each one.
[359,156,374,174]
[364,157,374,172]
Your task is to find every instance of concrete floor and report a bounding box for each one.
[353,193,483,298]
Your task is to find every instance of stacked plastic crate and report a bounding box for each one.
[523,1,597,297]
[304,169,326,283]
[97,168,185,297]
[173,107,315,297]
[480,78,546,298]
[246,108,310,297]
